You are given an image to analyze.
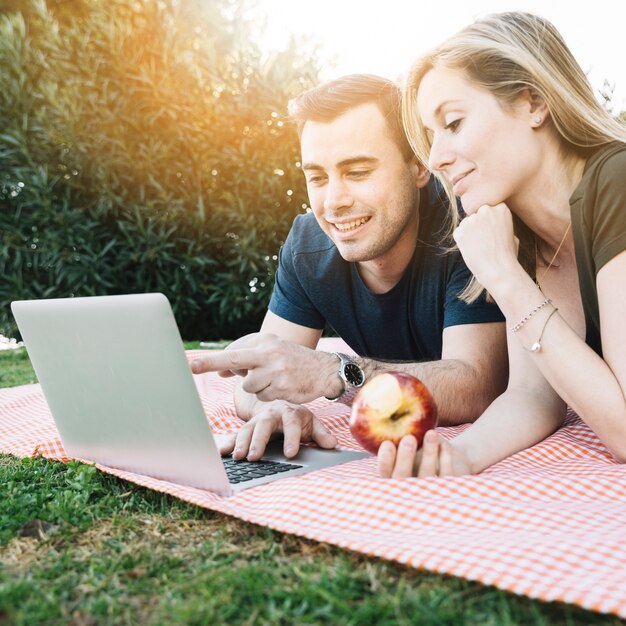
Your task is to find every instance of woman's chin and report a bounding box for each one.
[459,196,480,215]
[460,194,504,216]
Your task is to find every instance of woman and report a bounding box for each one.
[378,11,626,478]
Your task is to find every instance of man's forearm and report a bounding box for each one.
[354,358,501,425]
[228,346,504,425]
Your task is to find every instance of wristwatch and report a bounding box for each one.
[325,352,365,405]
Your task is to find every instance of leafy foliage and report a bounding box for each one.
[0,0,319,339]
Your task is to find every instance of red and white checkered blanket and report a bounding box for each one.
[1,340,625,618]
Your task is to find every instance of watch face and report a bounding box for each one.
[344,362,365,387]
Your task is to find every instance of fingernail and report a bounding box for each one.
[248,447,257,457]
[285,445,297,456]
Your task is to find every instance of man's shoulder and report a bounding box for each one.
[286,212,337,256]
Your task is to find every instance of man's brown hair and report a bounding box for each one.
[288,74,415,162]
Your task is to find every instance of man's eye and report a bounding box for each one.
[306,176,326,185]
[348,170,370,178]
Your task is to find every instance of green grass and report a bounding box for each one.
[1,349,624,625]
[0,349,37,387]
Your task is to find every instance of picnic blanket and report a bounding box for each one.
[1,338,625,619]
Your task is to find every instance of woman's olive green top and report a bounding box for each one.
[570,141,626,356]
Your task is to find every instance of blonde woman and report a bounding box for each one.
[378,11,626,478]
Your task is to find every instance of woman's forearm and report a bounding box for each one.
[492,275,626,463]
[454,387,566,474]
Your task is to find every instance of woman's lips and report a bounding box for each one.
[452,170,473,194]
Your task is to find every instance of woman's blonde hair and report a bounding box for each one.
[402,11,626,302]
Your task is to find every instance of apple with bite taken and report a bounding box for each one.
[349,372,437,454]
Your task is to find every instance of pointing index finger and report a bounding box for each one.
[190,349,262,375]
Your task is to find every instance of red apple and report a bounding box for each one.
[349,372,437,454]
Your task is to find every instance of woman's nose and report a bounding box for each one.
[428,134,454,173]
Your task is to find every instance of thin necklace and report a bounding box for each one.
[536,221,572,285]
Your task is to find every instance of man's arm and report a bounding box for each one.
[358,321,508,425]
[192,320,508,426]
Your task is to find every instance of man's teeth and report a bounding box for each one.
[334,217,370,232]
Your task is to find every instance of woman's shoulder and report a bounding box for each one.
[572,142,626,205]
[585,141,626,181]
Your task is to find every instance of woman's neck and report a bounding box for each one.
[510,147,586,251]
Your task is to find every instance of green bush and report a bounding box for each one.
[0,0,320,339]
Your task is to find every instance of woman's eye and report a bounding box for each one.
[444,118,462,133]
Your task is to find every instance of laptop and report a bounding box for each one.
[11,293,369,496]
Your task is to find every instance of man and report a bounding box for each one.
[192,74,507,461]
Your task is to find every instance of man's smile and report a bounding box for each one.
[330,216,372,232]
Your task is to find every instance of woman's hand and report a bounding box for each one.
[377,431,473,478]
[453,203,524,295]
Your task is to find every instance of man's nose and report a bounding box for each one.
[323,177,353,213]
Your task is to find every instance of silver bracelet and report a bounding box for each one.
[510,298,552,333]
[524,307,559,353]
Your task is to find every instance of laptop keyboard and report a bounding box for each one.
[222,457,303,484]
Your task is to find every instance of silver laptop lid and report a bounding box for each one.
[11,293,232,493]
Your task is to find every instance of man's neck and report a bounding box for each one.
[356,210,420,294]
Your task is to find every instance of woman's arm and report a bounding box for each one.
[454,204,626,462]
[378,330,566,477]
[513,250,626,461]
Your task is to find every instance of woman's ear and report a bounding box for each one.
[521,88,549,127]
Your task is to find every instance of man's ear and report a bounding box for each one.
[413,158,431,189]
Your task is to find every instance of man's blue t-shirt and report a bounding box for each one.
[268,178,504,360]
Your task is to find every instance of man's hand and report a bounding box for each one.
[377,431,473,478]
[218,400,338,461]
[191,333,342,404]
